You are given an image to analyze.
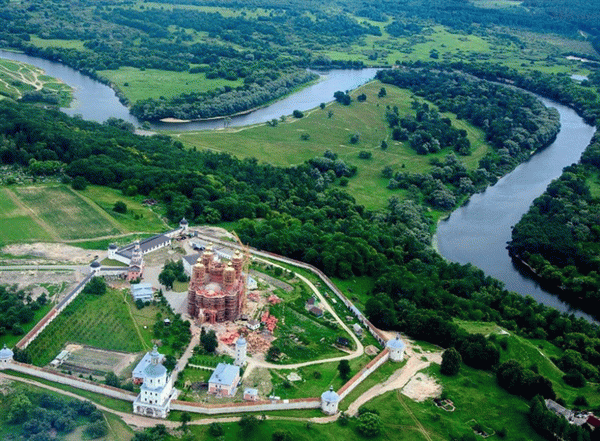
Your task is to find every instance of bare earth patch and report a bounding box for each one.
[2,242,103,264]
[402,373,441,402]
[61,345,138,377]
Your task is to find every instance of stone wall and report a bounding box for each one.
[337,349,390,400]
[17,274,94,349]
[7,362,137,402]
[171,397,320,415]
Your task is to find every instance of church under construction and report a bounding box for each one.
[187,245,247,324]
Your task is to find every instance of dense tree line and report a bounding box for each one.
[5,392,107,441]
[0,284,47,339]
[131,69,317,121]
[509,133,600,317]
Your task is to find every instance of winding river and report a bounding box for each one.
[0,49,377,131]
[436,97,597,322]
[1,49,597,321]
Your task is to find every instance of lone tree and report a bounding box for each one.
[83,277,107,296]
[200,329,218,353]
[113,201,127,214]
[338,359,351,380]
[441,347,462,376]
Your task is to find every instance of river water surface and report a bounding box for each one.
[2,49,598,321]
[436,97,597,322]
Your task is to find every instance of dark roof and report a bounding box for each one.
[309,306,323,316]
[588,415,600,428]
[337,337,350,346]
[180,218,188,225]
[183,253,200,266]
[117,234,170,259]
[108,243,118,250]
[306,297,315,306]
[90,261,101,268]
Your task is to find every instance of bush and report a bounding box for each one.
[293,110,304,118]
[71,176,87,190]
[358,151,372,159]
[357,93,367,102]
[441,347,462,376]
[85,421,108,439]
[300,133,310,141]
[208,422,223,437]
[563,370,586,388]
[113,201,127,213]
[356,412,382,437]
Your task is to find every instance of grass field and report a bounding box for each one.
[12,185,121,241]
[79,185,167,233]
[456,320,600,408]
[365,362,546,441]
[176,81,493,209]
[27,288,146,366]
[97,66,244,103]
[0,58,71,105]
[0,188,54,245]
[28,36,87,51]
[0,184,167,247]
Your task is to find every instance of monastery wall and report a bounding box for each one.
[7,362,137,402]
[337,349,390,400]
[171,397,320,415]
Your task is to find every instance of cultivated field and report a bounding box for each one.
[27,288,146,366]
[0,184,167,246]
[176,81,492,209]
[12,185,121,240]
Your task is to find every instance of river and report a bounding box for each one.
[0,49,377,131]
[2,49,597,321]
[436,97,597,322]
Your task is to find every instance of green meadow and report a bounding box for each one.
[97,66,244,103]
[175,80,493,210]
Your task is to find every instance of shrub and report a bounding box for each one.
[300,133,310,141]
[293,110,304,118]
[563,370,586,388]
[358,151,372,159]
[356,412,382,437]
[113,201,127,213]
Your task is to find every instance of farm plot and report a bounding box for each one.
[27,288,145,366]
[61,345,137,377]
[0,188,53,245]
[12,185,122,240]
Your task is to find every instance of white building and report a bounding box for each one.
[133,346,175,418]
[243,388,259,401]
[386,334,406,362]
[132,348,166,384]
[234,336,247,367]
[89,260,101,275]
[0,344,14,368]
[321,386,340,415]
[131,283,154,302]
[246,319,260,331]
[208,363,240,397]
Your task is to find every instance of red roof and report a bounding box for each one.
[587,415,600,428]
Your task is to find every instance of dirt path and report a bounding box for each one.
[121,291,151,351]
[5,188,61,241]
[397,391,433,441]
[346,348,442,416]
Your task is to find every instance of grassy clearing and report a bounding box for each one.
[270,354,373,400]
[456,320,600,408]
[97,66,244,103]
[176,81,492,209]
[12,185,122,240]
[80,185,167,233]
[29,36,87,51]
[363,362,546,441]
[27,288,145,366]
